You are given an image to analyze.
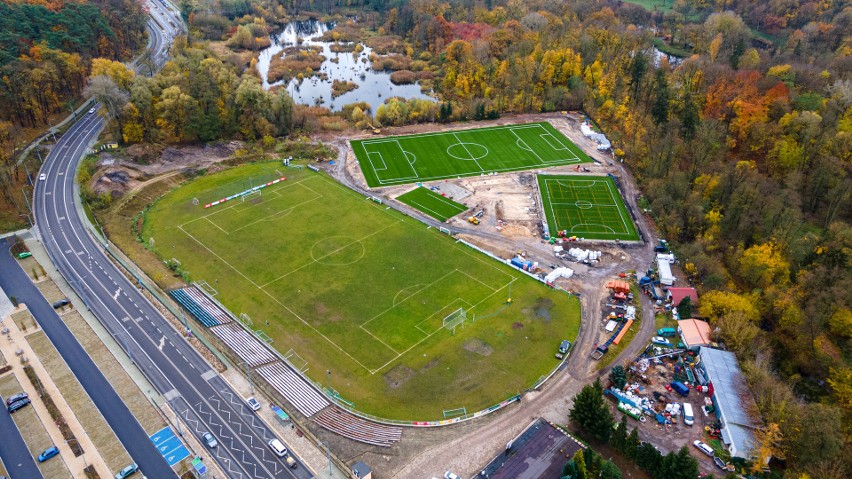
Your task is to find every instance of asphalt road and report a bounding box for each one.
[0,391,42,479]
[0,240,176,479]
[29,10,311,479]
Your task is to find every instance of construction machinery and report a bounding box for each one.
[467,216,480,225]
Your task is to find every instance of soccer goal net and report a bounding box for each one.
[442,308,467,334]
[242,189,262,202]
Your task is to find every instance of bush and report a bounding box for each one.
[390,70,416,85]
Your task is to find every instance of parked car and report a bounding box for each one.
[671,381,690,396]
[268,438,287,457]
[713,457,728,470]
[52,298,70,309]
[682,402,694,426]
[246,396,261,411]
[651,336,672,346]
[285,456,297,468]
[693,440,714,457]
[444,472,462,479]
[558,340,571,354]
[114,463,139,479]
[202,432,217,448]
[7,397,31,413]
[657,327,677,337]
[38,446,60,462]
[5,392,28,406]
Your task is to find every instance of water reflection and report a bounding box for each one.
[256,19,434,113]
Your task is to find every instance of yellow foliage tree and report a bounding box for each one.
[90,58,135,90]
[699,290,759,323]
[751,423,784,473]
[738,242,790,289]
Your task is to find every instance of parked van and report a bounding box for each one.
[268,438,288,457]
[670,381,690,396]
[657,327,677,337]
[682,402,694,425]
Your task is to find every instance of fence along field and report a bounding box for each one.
[538,174,640,241]
[351,121,593,187]
[143,162,580,419]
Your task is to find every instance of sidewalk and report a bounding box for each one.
[0,305,112,478]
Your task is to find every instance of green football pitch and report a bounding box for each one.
[143,162,580,419]
[538,175,640,241]
[351,121,593,187]
[396,187,468,222]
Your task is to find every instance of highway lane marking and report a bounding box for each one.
[158,335,165,351]
[113,288,121,300]
[46,138,286,479]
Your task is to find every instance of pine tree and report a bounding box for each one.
[599,460,622,479]
[636,442,663,472]
[609,365,627,389]
[569,379,614,442]
[625,427,640,460]
[658,447,700,479]
[651,69,669,126]
[609,415,629,452]
[572,450,588,479]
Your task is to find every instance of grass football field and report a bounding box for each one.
[396,187,468,222]
[143,162,580,419]
[538,175,639,241]
[351,121,592,187]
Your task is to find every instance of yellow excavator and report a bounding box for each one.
[467,216,480,225]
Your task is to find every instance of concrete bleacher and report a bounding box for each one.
[210,323,277,367]
[256,362,330,418]
[169,286,234,328]
[313,407,402,447]
[169,289,220,327]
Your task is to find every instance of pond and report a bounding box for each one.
[256,19,434,113]
[652,47,684,68]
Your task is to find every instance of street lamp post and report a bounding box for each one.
[65,438,87,470]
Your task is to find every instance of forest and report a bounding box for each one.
[0,0,148,229]
[3,0,851,476]
[178,1,852,476]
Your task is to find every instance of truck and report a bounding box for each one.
[657,327,677,337]
[670,381,690,396]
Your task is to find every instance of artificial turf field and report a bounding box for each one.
[538,175,640,241]
[396,187,468,222]
[351,121,592,187]
[143,162,580,419]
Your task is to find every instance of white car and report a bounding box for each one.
[693,440,714,457]
[245,396,260,411]
[39,173,46,181]
[651,336,671,346]
[444,473,462,479]
[88,107,96,115]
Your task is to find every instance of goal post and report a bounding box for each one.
[442,308,467,334]
[242,189,262,202]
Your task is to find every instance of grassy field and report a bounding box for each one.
[538,175,639,241]
[143,162,581,419]
[396,187,469,222]
[351,121,592,187]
